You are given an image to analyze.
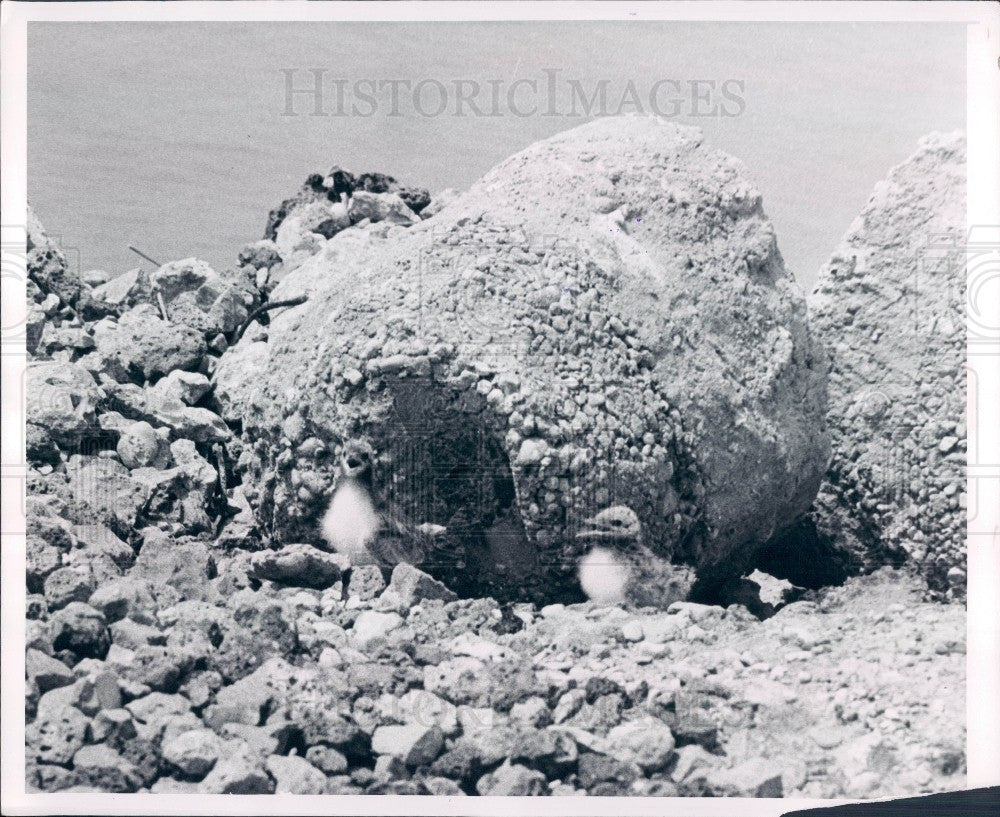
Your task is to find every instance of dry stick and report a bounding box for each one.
[127,245,171,321]
[236,295,309,340]
[127,245,162,267]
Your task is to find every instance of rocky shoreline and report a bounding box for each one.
[23,117,966,797]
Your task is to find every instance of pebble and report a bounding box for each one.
[621,620,644,642]
[351,610,403,647]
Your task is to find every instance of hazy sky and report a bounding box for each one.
[27,22,965,288]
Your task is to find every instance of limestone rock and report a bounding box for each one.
[161,729,225,778]
[371,723,444,768]
[26,206,86,309]
[89,305,206,381]
[347,191,418,226]
[351,610,403,648]
[809,132,966,596]
[216,116,828,601]
[197,744,274,794]
[26,362,104,448]
[25,649,74,694]
[475,760,547,795]
[149,258,252,336]
[384,563,458,608]
[249,544,347,589]
[116,421,171,469]
[266,754,327,794]
[47,602,110,659]
[25,705,90,766]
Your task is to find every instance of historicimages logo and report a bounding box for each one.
[281,68,746,119]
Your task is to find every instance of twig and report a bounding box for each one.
[127,245,162,267]
[236,295,309,340]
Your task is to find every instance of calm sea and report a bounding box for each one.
[27,22,965,287]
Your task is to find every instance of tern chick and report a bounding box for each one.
[320,440,446,569]
[576,505,694,609]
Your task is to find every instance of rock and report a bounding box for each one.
[36,672,118,718]
[62,455,148,534]
[72,744,143,792]
[475,760,547,795]
[347,191,418,226]
[91,268,150,309]
[202,658,299,729]
[90,708,136,744]
[671,743,724,785]
[73,524,135,573]
[264,166,428,240]
[89,578,179,625]
[38,324,96,356]
[621,620,644,642]
[198,744,274,794]
[217,116,828,602]
[422,657,489,706]
[47,602,110,659]
[26,423,60,466]
[266,754,327,794]
[421,187,459,218]
[385,564,458,607]
[25,705,89,766]
[510,696,552,728]
[27,537,62,595]
[576,753,641,792]
[304,745,348,775]
[371,723,444,767]
[351,610,403,647]
[149,258,251,336]
[809,132,966,596]
[89,305,206,381]
[347,564,386,600]
[25,649,74,694]
[378,689,459,736]
[604,716,676,772]
[249,544,347,589]
[510,728,579,777]
[26,206,86,308]
[82,269,110,287]
[705,758,784,797]
[26,362,104,447]
[43,567,97,611]
[125,692,192,741]
[134,529,215,601]
[149,370,211,406]
[148,397,229,443]
[116,421,171,469]
[238,240,282,270]
[163,729,226,780]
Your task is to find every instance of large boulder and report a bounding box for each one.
[215,116,828,602]
[808,132,966,598]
